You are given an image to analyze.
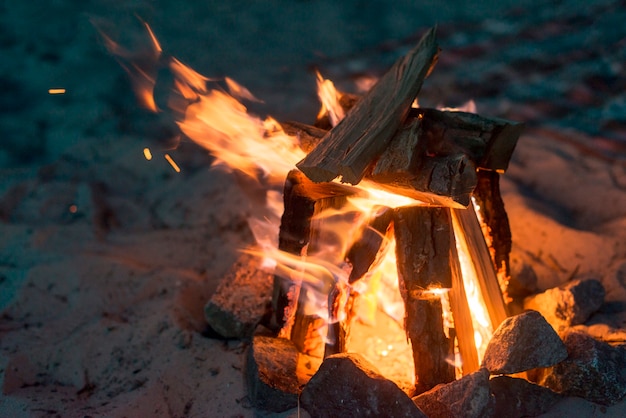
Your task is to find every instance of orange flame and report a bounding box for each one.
[315,71,345,127]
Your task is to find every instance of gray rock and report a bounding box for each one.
[204,254,273,339]
[482,310,567,374]
[528,330,626,406]
[301,353,426,418]
[490,376,563,418]
[524,278,605,331]
[246,336,301,412]
[413,368,494,418]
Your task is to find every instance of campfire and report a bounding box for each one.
[97,22,626,416]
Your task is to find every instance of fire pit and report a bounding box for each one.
[93,21,626,417]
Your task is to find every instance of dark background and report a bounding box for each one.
[1,0,625,168]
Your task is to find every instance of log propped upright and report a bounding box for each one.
[393,206,455,394]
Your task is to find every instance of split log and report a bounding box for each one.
[297,27,439,184]
[323,282,350,358]
[451,207,508,331]
[283,119,478,208]
[415,108,524,173]
[270,170,357,334]
[393,205,455,394]
[472,170,512,302]
[271,170,359,357]
[369,116,478,207]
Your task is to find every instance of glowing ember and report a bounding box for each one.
[48,88,66,95]
[143,148,153,160]
[164,153,181,173]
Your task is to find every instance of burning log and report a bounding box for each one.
[271,169,358,357]
[284,106,523,207]
[325,207,393,358]
[414,108,524,173]
[369,116,478,207]
[473,170,513,300]
[451,207,508,328]
[393,205,455,394]
[449,238,480,375]
[345,207,394,284]
[297,27,439,184]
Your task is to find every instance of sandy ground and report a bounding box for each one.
[2,1,626,417]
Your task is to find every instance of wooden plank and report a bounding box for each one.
[296,27,439,184]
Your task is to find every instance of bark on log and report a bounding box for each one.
[270,170,358,333]
[415,108,524,173]
[448,239,480,376]
[393,206,455,394]
[297,27,439,184]
[473,170,512,302]
[283,119,477,208]
[323,282,349,358]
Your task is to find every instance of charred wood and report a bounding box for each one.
[283,119,478,207]
[270,170,357,333]
[345,207,394,284]
[451,207,508,329]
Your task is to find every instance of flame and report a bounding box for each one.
[452,208,494,362]
[315,71,345,127]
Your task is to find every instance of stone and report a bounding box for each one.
[482,310,567,374]
[489,376,563,418]
[300,353,426,418]
[204,254,273,339]
[528,330,626,406]
[524,278,605,332]
[246,336,301,412]
[412,368,495,418]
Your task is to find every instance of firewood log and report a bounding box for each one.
[393,206,455,394]
[297,27,439,184]
[473,170,512,302]
[283,119,478,208]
